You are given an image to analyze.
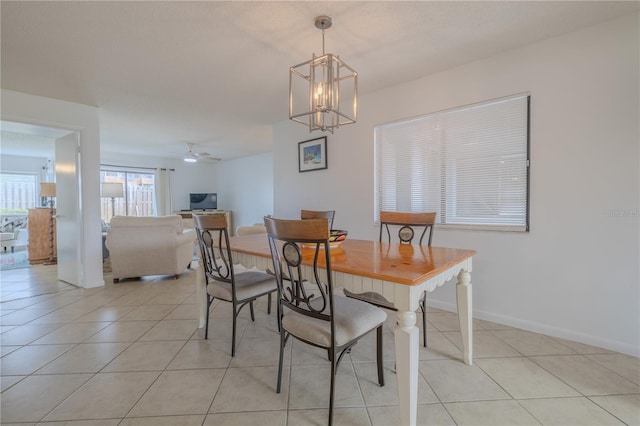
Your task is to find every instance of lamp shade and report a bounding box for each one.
[101,182,124,198]
[40,182,56,198]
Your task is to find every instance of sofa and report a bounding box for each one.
[106,215,195,283]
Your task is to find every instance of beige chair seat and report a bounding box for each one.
[282,295,387,347]
[208,270,276,302]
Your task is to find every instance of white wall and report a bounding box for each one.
[213,152,274,233]
[2,89,104,288]
[0,154,50,183]
[273,14,639,355]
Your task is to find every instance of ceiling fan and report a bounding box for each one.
[183,143,221,163]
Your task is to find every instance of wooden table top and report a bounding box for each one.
[229,234,476,286]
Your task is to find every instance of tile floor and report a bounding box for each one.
[1,264,638,425]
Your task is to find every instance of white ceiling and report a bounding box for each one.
[1,1,637,161]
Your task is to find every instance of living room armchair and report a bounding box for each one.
[106,215,195,283]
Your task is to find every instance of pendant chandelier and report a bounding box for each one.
[289,16,358,133]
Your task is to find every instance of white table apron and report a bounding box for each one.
[195,251,473,426]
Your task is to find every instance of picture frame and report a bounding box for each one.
[298,136,328,173]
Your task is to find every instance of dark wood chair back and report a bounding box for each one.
[379,211,436,246]
[301,209,336,230]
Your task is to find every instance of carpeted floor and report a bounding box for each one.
[0,250,30,271]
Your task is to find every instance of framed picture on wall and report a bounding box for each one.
[298,136,327,173]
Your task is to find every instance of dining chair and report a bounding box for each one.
[301,209,335,229]
[264,217,386,426]
[193,214,277,356]
[345,211,436,347]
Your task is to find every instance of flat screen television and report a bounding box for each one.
[190,193,217,210]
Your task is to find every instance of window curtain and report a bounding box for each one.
[154,168,173,216]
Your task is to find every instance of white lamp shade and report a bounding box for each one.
[101,182,124,198]
[40,182,56,197]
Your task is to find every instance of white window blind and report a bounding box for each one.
[374,94,530,231]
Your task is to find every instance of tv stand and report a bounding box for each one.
[175,210,233,235]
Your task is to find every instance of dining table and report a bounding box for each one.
[196,234,476,426]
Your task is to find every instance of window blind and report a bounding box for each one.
[374,94,530,231]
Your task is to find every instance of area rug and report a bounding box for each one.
[0,251,30,271]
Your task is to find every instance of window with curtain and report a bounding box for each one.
[374,93,530,231]
[100,169,155,222]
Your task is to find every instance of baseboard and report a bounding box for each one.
[426,299,640,357]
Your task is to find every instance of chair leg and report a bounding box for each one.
[249,301,255,322]
[232,306,237,357]
[205,296,212,339]
[267,293,272,315]
[276,330,286,393]
[420,292,427,347]
[329,348,336,426]
[377,325,385,386]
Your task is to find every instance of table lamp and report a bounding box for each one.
[101,182,124,220]
[39,182,56,265]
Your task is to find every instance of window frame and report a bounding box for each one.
[374,93,530,232]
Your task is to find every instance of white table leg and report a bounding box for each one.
[456,269,473,365]
[395,310,419,426]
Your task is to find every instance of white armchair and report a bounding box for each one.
[106,215,195,283]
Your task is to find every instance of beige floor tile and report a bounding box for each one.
[1,344,20,357]
[0,373,91,423]
[138,319,198,341]
[444,400,541,425]
[348,329,396,362]
[476,357,580,398]
[0,344,74,375]
[166,339,233,369]
[288,363,364,410]
[128,369,225,417]
[0,323,62,345]
[120,415,205,426]
[38,420,121,425]
[1,375,24,392]
[590,394,640,425]
[290,337,338,365]
[165,303,198,320]
[354,360,438,406]
[0,308,51,325]
[102,340,186,372]
[210,366,289,413]
[472,318,515,331]
[368,403,456,426]
[74,305,137,322]
[287,407,371,426]
[203,411,286,426]
[0,324,18,333]
[419,359,510,402]
[83,320,158,343]
[586,353,640,385]
[491,329,577,356]
[120,304,176,320]
[197,315,249,341]
[31,321,112,344]
[231,336,292,367]
[519,396,626,425]
[145,291,192,305]
[43,371,160,421]
[418,332,463,361]
[551,337,614,355]
[443,330,522,358]
[531,355,640,395]
[30,306,97,324]
[36,342,131,374]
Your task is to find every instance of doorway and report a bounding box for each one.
[0,120,82,285]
